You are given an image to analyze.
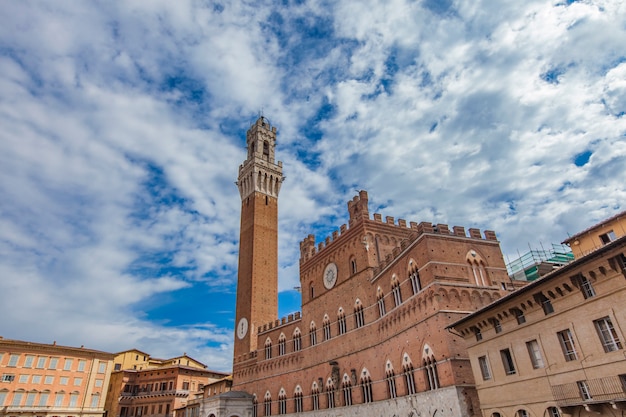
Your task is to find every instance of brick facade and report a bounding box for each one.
[230,119,521,417]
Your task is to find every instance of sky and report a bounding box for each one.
[1,0,625,372]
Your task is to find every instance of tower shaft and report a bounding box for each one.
[234,117,284,359]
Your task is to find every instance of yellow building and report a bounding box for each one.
[0,337,114,417]
[563,209,626,259]
[449,212,626,417]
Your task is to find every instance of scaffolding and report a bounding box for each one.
[506,243,574,281]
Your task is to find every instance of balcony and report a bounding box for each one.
[551,376,626,413]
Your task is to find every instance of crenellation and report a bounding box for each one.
[418,221,434,233]
[340,224,347,233]
[468,228,482,239]
[437,224,450,234]
[410,221,418,229]
[325,236,331,246]
[332,230,339,240]
[398,219,407,227]
[373,213,382,222]
[453,226,466,237]
[386,216,395,225]
[318,242,324,251]
[484,230,497,240]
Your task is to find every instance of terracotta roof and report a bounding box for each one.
[562,209,626,244]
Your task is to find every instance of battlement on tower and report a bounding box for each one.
[299,191,498,264]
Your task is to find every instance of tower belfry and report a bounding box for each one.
[234,117,284,359]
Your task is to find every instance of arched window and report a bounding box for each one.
[361,369,373,403]
[323,315,332,341]
[466,250,490,286]
[252,394,258,417]
[424,354,440,391]
[338,308,347,335]
[264,338,272,360]
[263,141,270,156]
[293,328,302,352]
[310,321,317,346]
[354,299,365,328]
[402,353,416,395]
[377,287,386,317]
[264,391,272,416]
[408,260,421,294]
[294,386,303,413]
[311,381,320,411]
[385,360,397,399]
[310,283,315,299]
[350,257,357,274]
[391,275,402,307]
[547,407,560,417]
[278,333,286,356]
[516,409,529,417]
[342,374,352,406]
[326,378,335,409]
[278,388,287,415]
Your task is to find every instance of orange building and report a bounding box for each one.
[227,117,526,417]
[0,337,114,417]
[104,351,227,417]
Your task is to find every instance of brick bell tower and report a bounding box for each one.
[234,116,284,359]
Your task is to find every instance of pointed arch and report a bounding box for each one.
[391,274,402,306]
[385,360,397,398]
[354,298,365,328]
[309,321,317,346]
[326,377,336,409]
[341,373,353,406]
[264,337,272,360]
[278,333,286,356]
[323,314,331,341]
[337,307,347,335]
[422,344,440,390]
[294,385,303,413]
[377,286,386,317]
[360,368,373,403]
[408,259,422,294]
[311,381,320,410]
[402,353,416,395]
[293,328,302,351]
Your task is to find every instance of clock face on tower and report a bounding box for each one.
[237,317,248,340]
[323,262,338,289]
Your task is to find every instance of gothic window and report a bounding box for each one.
[342,374,352,406]
[392,276,402,307]
[264,391,272,416]
[354,300,365,328]
[326,379,335,408]
[293,329,302,352]
[323,315,332,341]
[377,287,386,317]
[338,308,347,335]
[278,389,286,415]
[466,250,489,286]
[310,322,317,346]
[264,338,272,360]
[424,356,440,390]
[361,369,373,403]
[408,261,421,294]
[311,382,320,411]
[402,354,416,395]
[294,386,303,413]
[385,361,397,399]
[278,334,286,356]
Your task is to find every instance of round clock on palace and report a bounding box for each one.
[323,262,338,289]
[237,317,248,339]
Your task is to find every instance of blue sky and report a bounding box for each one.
[0,1,625,372]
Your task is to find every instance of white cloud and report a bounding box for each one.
[1,0,625,372]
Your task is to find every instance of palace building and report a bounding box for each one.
[222,117,526,417]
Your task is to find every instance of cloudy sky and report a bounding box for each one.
[1,0,625,372]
